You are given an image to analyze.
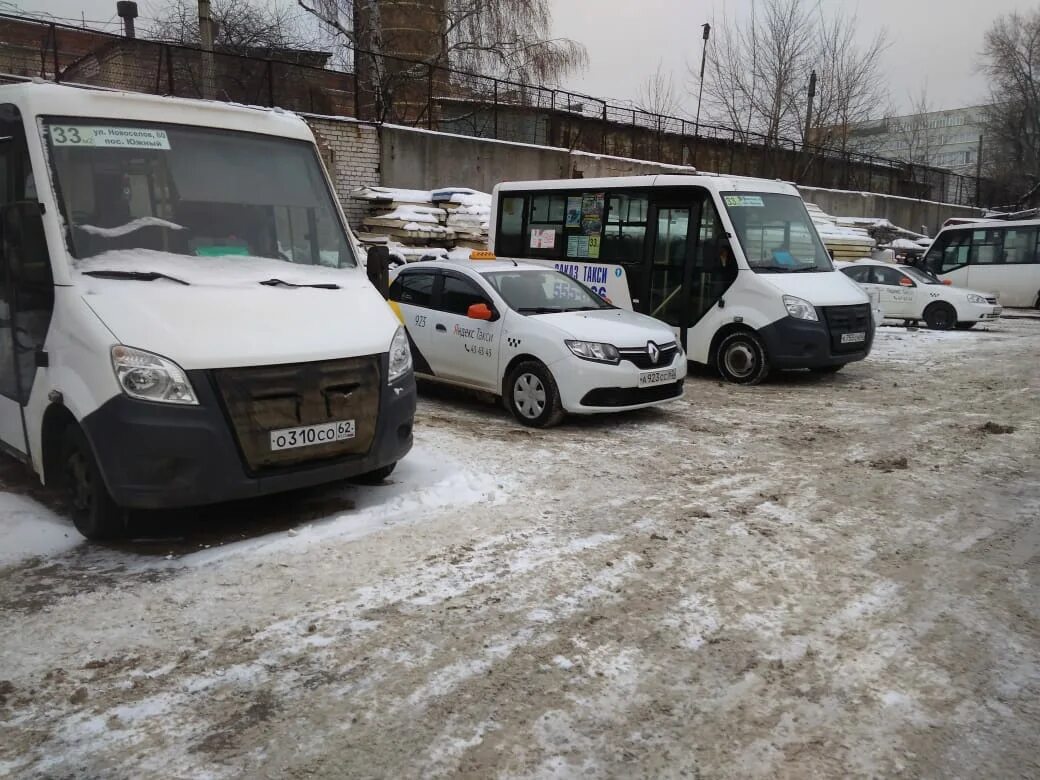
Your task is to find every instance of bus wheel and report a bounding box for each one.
[60,426,126,540]
[924,302,957,330]
[504,361,565,428]
[716,331,770,385]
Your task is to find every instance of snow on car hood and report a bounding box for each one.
[75,250,398,370]
[534,307,678,348]
[756,270,869,307]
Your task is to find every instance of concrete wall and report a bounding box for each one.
[380,125,568,192]
[797,186,983,236]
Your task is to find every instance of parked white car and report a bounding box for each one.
[388,260,686,427]
[837,260,1002,330]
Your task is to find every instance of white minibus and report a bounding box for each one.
[490,175,873,384]
[0,82,415,539]
[922,219,1040,308]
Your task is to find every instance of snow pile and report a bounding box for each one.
[0,493,80,566]
[78,217,185,238]
[352,185,491,264]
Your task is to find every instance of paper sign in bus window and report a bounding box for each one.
[50,125,171,150]
[530,228,556,249]
[566,196,582,228]
[723,195,764,208]
[772,249,796,266]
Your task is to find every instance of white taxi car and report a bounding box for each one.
[837,260,1002,330]
[388,260,686,427]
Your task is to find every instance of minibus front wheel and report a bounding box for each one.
[60,426,126,540]
[716,330,770,385]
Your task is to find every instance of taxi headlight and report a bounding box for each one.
[565,340,620,364]
[966,294,987,304]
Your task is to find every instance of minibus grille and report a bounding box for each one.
[618,341,679,370]
[822,304,871,353]
[212,357,381,473]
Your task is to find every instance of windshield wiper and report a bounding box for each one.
[259,278,340,290]
[517,306,564,314]
[82,270,190,286]
[751,265,796,273]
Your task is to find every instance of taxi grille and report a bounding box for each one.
[617,341,680,370]
[212,357,381,473]
[821,304,871,353]
[581,381,683,407]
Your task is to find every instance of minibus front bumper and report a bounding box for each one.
[758,305,874,369]
[81,358,416,510]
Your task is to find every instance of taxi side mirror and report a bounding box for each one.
[467,302,493,321]
[942,279,952,285]
[899,276,915,287]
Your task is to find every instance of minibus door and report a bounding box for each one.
[0,104,55,461]
[646,201,695,346]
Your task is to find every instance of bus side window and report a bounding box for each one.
[1002,227,1038,264]
[969,229,1003,265]
[930,232,971,273]
[603,193,647,264]
[496,195,525,257]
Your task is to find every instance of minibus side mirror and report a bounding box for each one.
[1,201,46,280]
[366,245,391,299]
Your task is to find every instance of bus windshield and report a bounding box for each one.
[43,118,355,267]
[482,270,611,314]
[722,193,833,273]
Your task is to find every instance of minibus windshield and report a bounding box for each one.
[43,118,355,267]
[722,193,833,273]
[483,270,612,313]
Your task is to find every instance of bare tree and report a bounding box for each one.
[890,84,935,166]
[148,0,320,54]
[637,62,682,117]
[802,9,891,153]
[979,9,1040,201]
[691,0,889,152]
[299,0,585,84]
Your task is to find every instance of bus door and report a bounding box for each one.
[646,193,738,348]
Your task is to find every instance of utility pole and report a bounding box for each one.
[692,22,710,167]
[803,69,816,148]
[198,0,216,99]
[975,135,984,207]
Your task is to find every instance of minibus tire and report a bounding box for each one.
[716,331,770,385]
[60,426,126,540]
[352,462,397,484]
[924,302,956,330]
[504,361,565,428]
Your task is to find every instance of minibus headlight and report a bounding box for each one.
[388,326,412,383]
[966,294,987,304]
[111,346,198,405]
[783,295,819,322]
[565,340,620,364]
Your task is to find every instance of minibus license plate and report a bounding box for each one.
[270,420,355,451]
[840,332,866,344]
[639,368,677,387]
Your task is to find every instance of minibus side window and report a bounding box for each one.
[525,194,567,260]
[969,229,1003,265]
[0,103,54,404]
[496,196,526,257]
[603,193,648,264]
[929,231,971,273]
[1001,227,1038,264]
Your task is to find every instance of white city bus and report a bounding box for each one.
[922,219,1040,308]
[490,175,873,384]
[0,82,415,539]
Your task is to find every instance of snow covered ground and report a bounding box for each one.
[1,318,1038,778]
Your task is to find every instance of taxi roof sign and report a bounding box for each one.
[470,250,496,260]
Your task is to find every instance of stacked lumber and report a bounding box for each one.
[804,202,877,260]
[351,186,492,263]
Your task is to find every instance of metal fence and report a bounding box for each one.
[3,12,1001,208]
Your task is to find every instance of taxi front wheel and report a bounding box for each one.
[504,361,565,428]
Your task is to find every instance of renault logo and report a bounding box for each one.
[647,341,660,365]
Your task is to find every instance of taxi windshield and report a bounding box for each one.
[43,117,355,267]
[483,270,611,313]
[723,193,833,273]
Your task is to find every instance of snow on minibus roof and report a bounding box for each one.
[492,174,800,196]
[939,217,1040,232]
[0,81,313,141]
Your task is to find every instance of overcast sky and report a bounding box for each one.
[18,0,1035,115]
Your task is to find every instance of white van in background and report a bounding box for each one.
[491,175,873,384]
[0,82,415,539]
[923,219,1040,308]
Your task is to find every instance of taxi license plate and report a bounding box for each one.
[270,420,355,451]
[639,368,677,387]
[840,331,866,344]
